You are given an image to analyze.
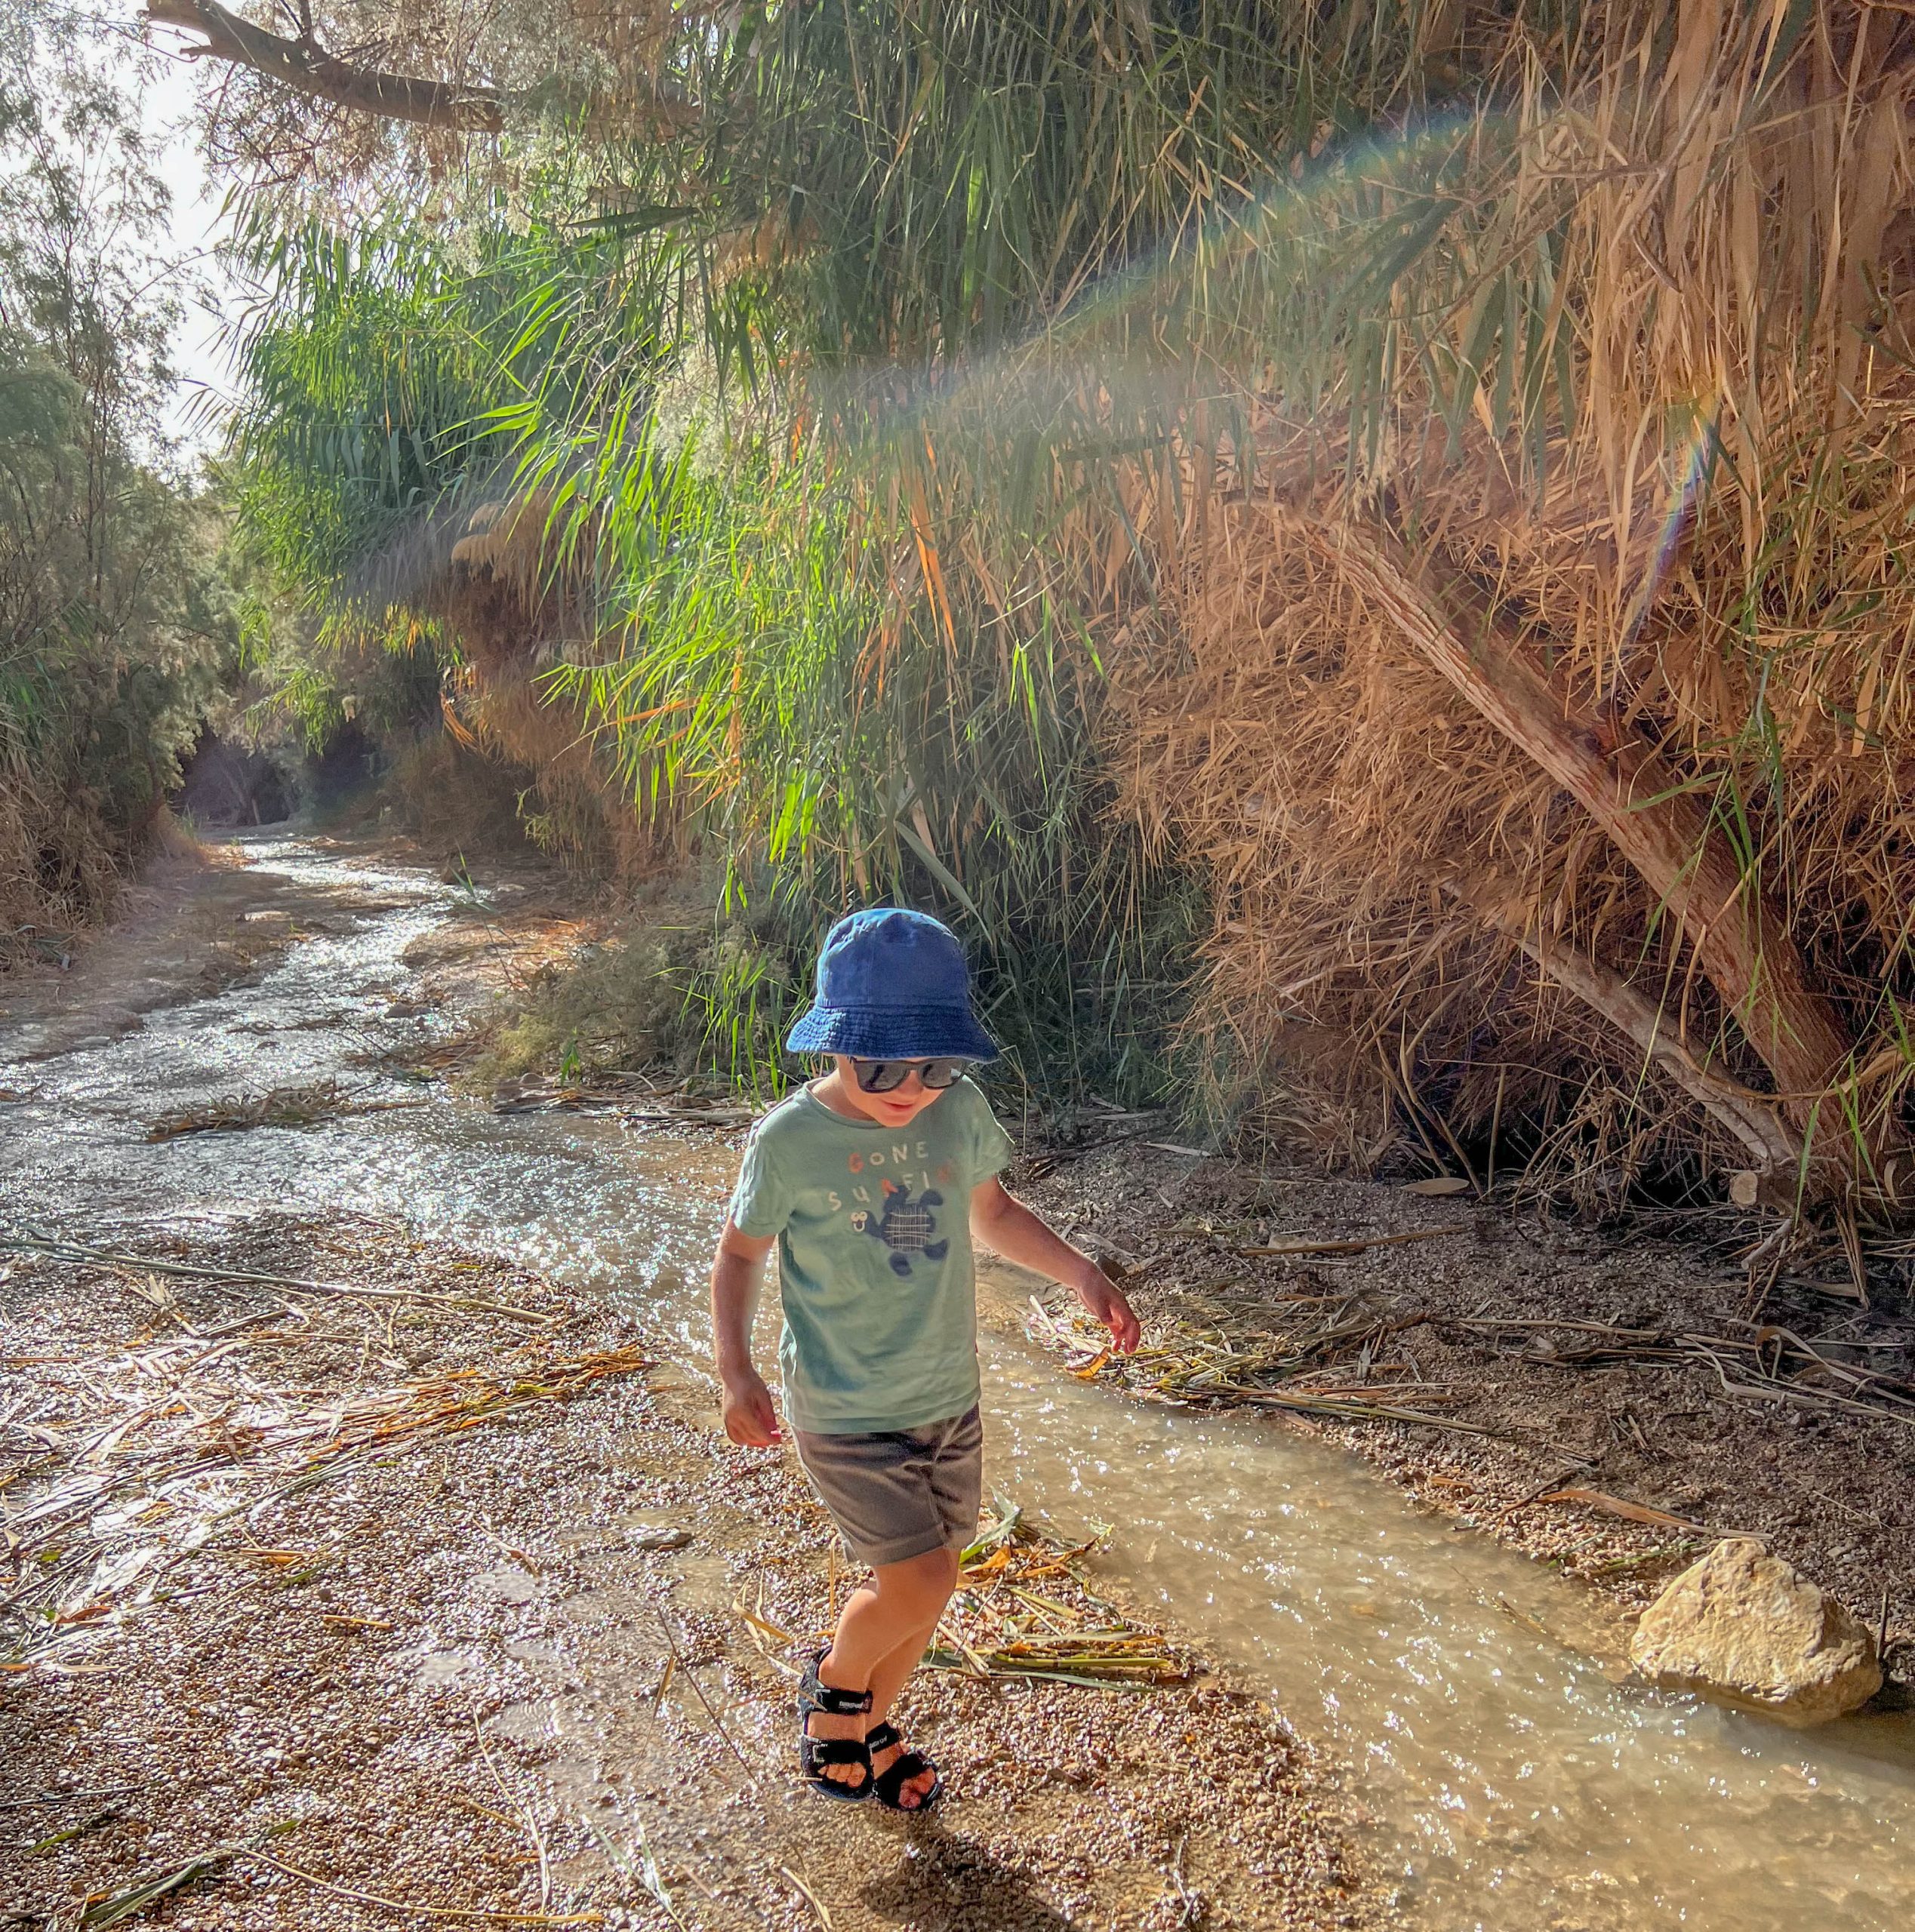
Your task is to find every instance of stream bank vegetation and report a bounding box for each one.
[0,20,242,963]
[201,0,1915,1256]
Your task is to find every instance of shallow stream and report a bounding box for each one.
[5,836,1913,1930]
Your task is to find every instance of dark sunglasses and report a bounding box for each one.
[850,1057,971,1094]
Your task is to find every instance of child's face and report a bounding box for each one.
[830,1056,950,1130]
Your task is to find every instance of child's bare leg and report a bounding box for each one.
[811,1547,959,1798]
[861,1556,958,1807]
[864,1586,948,1718]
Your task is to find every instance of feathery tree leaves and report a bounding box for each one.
[1,11,237,949]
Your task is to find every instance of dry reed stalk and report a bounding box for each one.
[1039,6,1915,1204]
[1030,1294,1498,1436]
[922,1503,1191,1688]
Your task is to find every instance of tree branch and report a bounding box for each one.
[143,1,506,133]
[1299,511,1858,1133]
[1467,894,1805,1180]
[144,2,700,139]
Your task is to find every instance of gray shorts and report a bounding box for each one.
[793,1405,984,1568]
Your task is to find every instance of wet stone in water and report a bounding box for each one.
[1629,1539,1883,1726]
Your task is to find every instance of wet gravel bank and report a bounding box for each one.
[1,1215,1370,1932]
[1014,1141,1914,1684]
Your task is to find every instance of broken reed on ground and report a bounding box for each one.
[933,1504,1191,1690]
[74,1843,610,1930]
[0,1232,651,1675]
[144,1078,420,1141]
[1029,1273,1915,1448]
[731,1499,1190,1695]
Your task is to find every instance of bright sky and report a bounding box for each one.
[109,3,245,456]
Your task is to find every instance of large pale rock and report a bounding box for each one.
[1629,1539,1881,1726]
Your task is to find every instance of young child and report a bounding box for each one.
[710,907,1139,1810]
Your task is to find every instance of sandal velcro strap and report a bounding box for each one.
[799,1647,873,1717]
[799,1732,872,1801]
[805,1738,870,1766]
[864,1721,944,1813]
[804,1681,873,1716]
[796,1648,878,1801]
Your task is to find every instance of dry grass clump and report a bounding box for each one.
[456,860,797,1102]
[1097,4,1915,1208]
[466,917,704,1092]
[0,770,125,969]
[383,731,543,860]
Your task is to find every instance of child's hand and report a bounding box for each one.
[720,1368,783,1446]
[1074,1263,1141,1355]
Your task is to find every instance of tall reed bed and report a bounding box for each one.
[229,188,1205,1106]
[1071,4,1915,1203]
[228,2,1915,1198]
[691,0,1915,1202]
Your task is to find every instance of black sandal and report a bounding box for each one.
[797,1647,873,1801]
[864,1721,944,1813]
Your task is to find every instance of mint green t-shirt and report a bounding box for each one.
[728,1078,1014,1433]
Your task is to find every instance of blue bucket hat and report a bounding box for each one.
[785,908,999,1063]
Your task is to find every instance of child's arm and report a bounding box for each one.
[711,1218,783,1445]
[968,1180,1141,1354]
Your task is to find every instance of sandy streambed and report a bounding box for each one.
[13,830,1915,1930]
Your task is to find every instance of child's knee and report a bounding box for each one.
[876,1548,958,1620]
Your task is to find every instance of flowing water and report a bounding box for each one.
[5,835,1913,1931]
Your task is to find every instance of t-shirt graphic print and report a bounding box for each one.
[852,1177,948,1274]
[728,1077,1014,1434]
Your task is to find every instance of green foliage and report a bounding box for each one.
[228,217,515,591]
[0,22,237,942]
[219,1,1593,1106]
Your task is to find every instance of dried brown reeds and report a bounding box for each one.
[937,1503,1193,1689]
[333,494,684,882]
[432,498,683,884]
[144,1078,419,1140]
[1026,1296,1495,1435]
[1095,3,1915,1208]
[0,768,123,970]
[2,1300,652,1673]
[735,1497,1191,1690]
[1028,1286,1915,1435]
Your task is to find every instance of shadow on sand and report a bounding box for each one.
[857,1812,1080,1930]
